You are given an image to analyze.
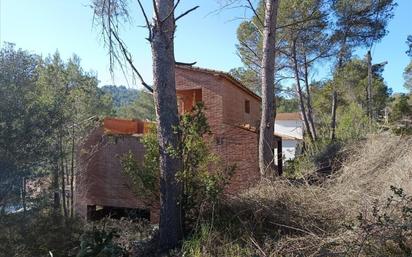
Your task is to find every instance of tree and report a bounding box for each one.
[235,0,332,143]
[276,0,331,142]
[406,35,412,57]
[0,43,49,211]
[312,58,391,138]
[329,0,396,139]
[92,0,199,250]
[404,35,412,91]
[229,67,261,94]
[390,94,411,122]
[404,63,412,92]
[100,85,139,108]
[35,52,113,216]
[259,0,280,176]
[116,90,156,120]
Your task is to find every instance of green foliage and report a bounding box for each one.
[404,61,412,91]
[390,94,411,122]
[181,223,253,257]
[312,58,389,140]
[0,43,47,200]
[84,217,155,254]
[121,103,234,230]
[407,35,412,57]
[0,209,83,257]
[1,42,115,241]
[317,58,390,117]
[121,125,159,198]
[116,90,155,121]
[277,88,300,113]
[229,67,260,95]
[336,102,372,141]
[331,0,396,63]
[174,104,234,217]
[100,85,139,109]
[76,229,125,257]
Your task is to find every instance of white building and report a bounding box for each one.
[274,112,304,163]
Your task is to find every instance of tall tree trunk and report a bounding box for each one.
[70,125,75,218]
[330,90,337,140]
[60,129,67,218]
[292,40,313,142]
[367,50,372,119]
[152,0,183,251]
[331,37,347,141]
[303,52,317,141]
[52,140,60,213]
[21,176,26,214]
[259,0,280,176]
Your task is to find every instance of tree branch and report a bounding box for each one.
[239,39,260,60]
[161,0,180,23]
[246,0,264,27]
[276,12,326,30]
[175,61,197,66]
[111,30,153,92]
[152,0,160,22]
[136,0,152,40]
[175,6,200,22]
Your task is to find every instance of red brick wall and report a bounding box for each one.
[220,77,260,128]
[176,67,261,194]
[76,67,261,223]
[75,127,160,223]
[176,68,225,135]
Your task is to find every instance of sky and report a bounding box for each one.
[0,0,411,93]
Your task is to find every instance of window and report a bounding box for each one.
[177,96,184,114]
[245,100,250,114]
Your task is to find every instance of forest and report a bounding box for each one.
[1,0,412,256]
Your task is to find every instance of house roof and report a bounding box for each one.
[274,132,303,141]
[176,65,261,101]
[276,112,302,121]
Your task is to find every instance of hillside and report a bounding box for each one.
[178,134,412,256]
[101,85,139,108]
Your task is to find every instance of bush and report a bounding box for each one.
[121,103,234,236]
[0,209,83,257]
[82,218,155,254]
[343,186,412,256]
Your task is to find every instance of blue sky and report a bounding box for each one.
[1,0,411,93]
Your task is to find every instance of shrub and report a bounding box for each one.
[0,209,83,257]
[343,186,412,256]
[121,103,234,233]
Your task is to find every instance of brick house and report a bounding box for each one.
[75,66,281,223]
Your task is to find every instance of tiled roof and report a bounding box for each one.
[276,112,302,121]
[176,65,261,101]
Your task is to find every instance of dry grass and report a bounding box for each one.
[329,135,412,212]
[183,134,412,256]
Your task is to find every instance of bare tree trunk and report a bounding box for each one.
[292,40,313,142]
[70,126,75,218]
[259,0,280,176]
[303,52,317,141]
[21,176,26,214]
[52,139,60,213]
[330,90,337,140]
[152,0,183,251]
[60,130,67,218]
[367,50,372,119]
